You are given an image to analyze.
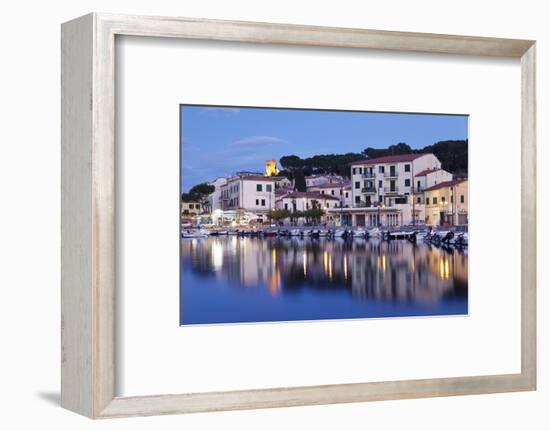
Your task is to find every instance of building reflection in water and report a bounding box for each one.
[181,237,468,310]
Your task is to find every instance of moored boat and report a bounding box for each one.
[353,227,367,238]
[181,229,209,239]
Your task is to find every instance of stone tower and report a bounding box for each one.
[265,159,280,176]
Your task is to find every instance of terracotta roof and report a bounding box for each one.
[280,191,340,201]
[227,175,279,182]
[415,168,441,177]
[423,178,467,192]
[350,153,431,166]
[275,188,293,195]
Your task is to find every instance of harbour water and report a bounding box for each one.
[180,236,468,325]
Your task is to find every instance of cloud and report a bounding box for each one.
[231,136,286,147]
[200,107,240,115]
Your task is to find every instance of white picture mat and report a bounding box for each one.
[116,36,521,396]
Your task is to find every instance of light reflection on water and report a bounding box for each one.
[180,236,468,325]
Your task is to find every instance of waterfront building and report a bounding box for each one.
[413,168,453,194]
[181,201,202,217]
[275,191,340,212]
[344,153,442,227]
[207,177,228,213]
[307,181,350,205]
[220,174,278,215]
[423,178,468,226]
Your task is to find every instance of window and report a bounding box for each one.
[451,195,454,203]
[461,195,465,203]
[266,184,272,192]
[352,168,356,175]
[321,190,325,194]
[404,179,411,187]
[284,203,288,210]
[417,196,421,204]
[345,192,348,198]
[355,196,360,204]
[378,180,382,189]
[404,164,411,172]
[255,199,259,205]
[378,166,384,174]
[326,203,329,208]
[331,190,335,195]
[256,184,262,192]
[442,196,446,203]
[261,199,266,206]
[433,197,438,205]
[378,195,383,203]
[359,168,363,174]
[355,181,360,189]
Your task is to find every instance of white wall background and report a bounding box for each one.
[0,0,547,429]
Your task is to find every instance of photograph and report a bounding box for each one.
[180,105,469,325]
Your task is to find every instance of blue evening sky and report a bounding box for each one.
[180,105,468,192]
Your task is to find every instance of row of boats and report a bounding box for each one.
[181,226,468,247]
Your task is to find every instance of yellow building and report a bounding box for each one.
[265,159,280,176]
[424,179,468,226]
[181,201,202,217]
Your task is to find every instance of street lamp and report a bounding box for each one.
[378,202,385,227]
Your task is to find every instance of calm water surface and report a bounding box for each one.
[180,236,468,325]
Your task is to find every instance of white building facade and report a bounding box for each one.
[276,191,341,212]
[207,177,227,213]
[345,153,443,227]
[220,174,277,213]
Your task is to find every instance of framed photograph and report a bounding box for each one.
[61,13,536,418]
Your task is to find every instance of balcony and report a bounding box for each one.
[362,172,376,179]
[354,201,375,208]
[361,187,376,194]
[383,187,399,194]
[384,171,399,178]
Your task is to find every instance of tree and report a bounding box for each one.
[279,155,304,169]
[362,142,413,158]
[182,182,215,203]
[189,183,215,197]
[268,208,290,223]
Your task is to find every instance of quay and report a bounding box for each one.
[181,224,468,247]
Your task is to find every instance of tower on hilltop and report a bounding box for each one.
[265,159,280,176]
